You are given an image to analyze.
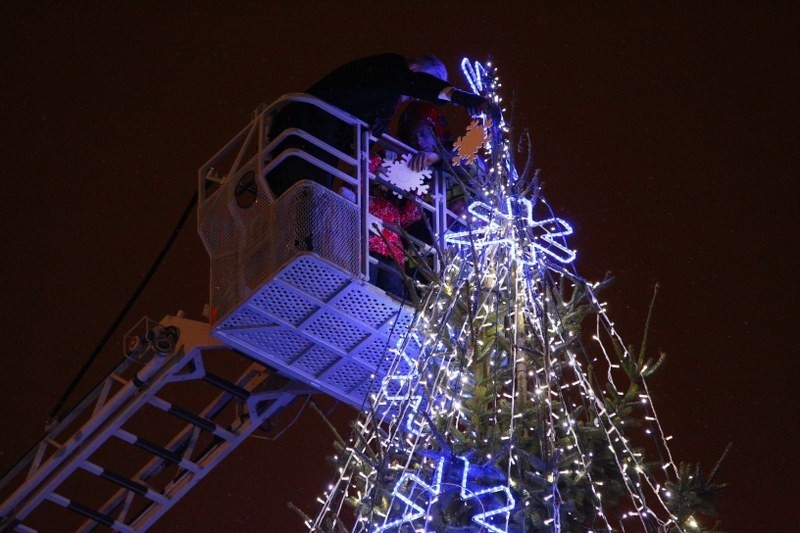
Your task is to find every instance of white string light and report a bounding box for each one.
[309,58,687,532]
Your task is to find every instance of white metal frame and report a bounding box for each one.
[197,93,453,284]
[0,316,315,532]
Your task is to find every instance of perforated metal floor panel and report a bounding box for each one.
[211,253,416,408]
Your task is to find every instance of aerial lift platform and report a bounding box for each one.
[0,94,452,531]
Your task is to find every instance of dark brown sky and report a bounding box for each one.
[1,2,797,531]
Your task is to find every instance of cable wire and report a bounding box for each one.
[46,191,199,426]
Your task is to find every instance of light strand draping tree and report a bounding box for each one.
[307,59,723,532]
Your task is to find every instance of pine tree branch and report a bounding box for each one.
[309,398,346,446]
[707,442,732,485]
[639,282,660,364]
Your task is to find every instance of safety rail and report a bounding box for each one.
[197,93,454,325]
[196,94,462,410]
[0,95,468,533]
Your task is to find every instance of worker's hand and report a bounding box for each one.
[450,90,487,115]
[408,151,440,172]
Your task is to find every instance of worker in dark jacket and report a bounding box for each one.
[267,53,485,197]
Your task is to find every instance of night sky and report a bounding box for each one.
[2,3,797,531]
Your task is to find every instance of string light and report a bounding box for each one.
[445,196,576,264]
[309,57,688,532]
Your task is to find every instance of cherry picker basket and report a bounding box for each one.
[197,95,450,409]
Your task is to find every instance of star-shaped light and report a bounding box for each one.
[375,455,516,532]
[445,195,576,264]
[374,457,446,532]
[376,343,428,436]
[454,456,516,533]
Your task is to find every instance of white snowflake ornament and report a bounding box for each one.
[383,153,431,197]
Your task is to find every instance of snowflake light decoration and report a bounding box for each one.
[374,454,516,533]
[445,195,577,264]
[382,153,431,197]
[461,58,489,96]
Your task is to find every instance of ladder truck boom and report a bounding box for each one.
[1,94,453,531]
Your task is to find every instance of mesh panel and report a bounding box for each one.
[320,360,371,394]
[219,306,272,328]
[238,174,272,240]
[229,327,311,364]
[199,161,363,323]
[209,252,241,322]
[293,345,340,377]
[303,312,368,352]
[278,255,350,302]
[249,282,318,327]
[198,188,240,257]
[267,183,360,288]
[243,239,275,293]
[332,287,399,330]
[352,337,392,367]
[199,162,267,320]
[307,186,360,275]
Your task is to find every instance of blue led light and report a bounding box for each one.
[460,58,489,96]
[374,457,446,532]
[377,342,429,436]
[445,195,577,264]
[375,454,516,532]
[455,456,516,533]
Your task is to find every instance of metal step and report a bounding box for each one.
[0,316,315,532]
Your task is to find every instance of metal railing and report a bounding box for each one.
[197,94,456,322]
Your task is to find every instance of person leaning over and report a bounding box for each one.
[267,53,485,197]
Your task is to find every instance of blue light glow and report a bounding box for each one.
[378,345,428,436]
[374,457,446,532]
[460,58,489,96]
[454,456,516,533]
[375,455,515,532]
[445,195,577,264]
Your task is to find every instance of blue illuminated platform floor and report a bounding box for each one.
[211,253,416,408]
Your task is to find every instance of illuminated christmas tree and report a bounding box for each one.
[307,59,722,532]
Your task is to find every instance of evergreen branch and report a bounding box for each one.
[515,128,536,194]
[707,442,732,485]
[639,282,660,364]
[309,398,347,447]
[286,501,313,526]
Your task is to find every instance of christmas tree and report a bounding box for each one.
[306,59,722,532]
